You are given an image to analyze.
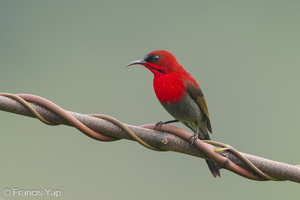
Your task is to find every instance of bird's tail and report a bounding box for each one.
[201,130,221,177]
[206,160,220,177]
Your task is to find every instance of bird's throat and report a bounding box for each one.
[145,64,165,74]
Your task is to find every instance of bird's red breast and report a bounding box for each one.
[153,71,199,104]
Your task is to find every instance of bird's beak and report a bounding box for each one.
[126,59,146,67]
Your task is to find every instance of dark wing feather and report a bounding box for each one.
[186,84,212,133]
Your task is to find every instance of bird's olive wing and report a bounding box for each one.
[186,85,212,133]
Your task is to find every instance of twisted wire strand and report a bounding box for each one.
[3,93,118,141]
[204,140,282,181]
[0,93,296,181]
[1,93,162,150]
[89,114,162,151]
[141,124,270,181]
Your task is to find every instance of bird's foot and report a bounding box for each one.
[155,119,179,127]
[155,121,165,127]
[188,133,199,146]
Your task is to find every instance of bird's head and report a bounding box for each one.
[126,50,183,75]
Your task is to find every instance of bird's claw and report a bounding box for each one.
[155,119,179,127]
[155,121,165,127]
[188,134,199,146]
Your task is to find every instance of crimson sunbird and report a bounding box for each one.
[126,50,220,177]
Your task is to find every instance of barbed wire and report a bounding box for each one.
[0,93,299,183]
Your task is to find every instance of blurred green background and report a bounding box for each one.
[1,0,299,199]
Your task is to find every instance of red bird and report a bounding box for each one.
[127,50,220,177]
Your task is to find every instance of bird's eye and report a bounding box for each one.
[144,54,160,63]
